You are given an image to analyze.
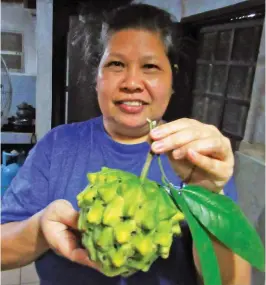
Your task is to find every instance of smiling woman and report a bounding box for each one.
[91,4,178,143]
[1,3,250,285]
[97,29,172,142]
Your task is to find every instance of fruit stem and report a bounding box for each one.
[140,119,157,183]
[157,155,172,186]
[140,151,154,183]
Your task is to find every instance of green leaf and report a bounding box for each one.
[182,185,265,272]
[169,186,222,285]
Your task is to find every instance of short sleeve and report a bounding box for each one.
[223,176,238,202]
[1,130,55,224]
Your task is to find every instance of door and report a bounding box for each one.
[191,18,264,150]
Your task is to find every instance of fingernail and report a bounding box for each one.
[173,149,183,159]
[152,141,164,151]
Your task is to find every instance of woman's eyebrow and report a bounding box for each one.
[108,53,159,61]
[141,55,159,61]
[107,52,125,59]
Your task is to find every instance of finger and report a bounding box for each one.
[151,127,209,154]
[53,232,100,270]
[53,228,80,259]
[186,149,233,180]
[171,137,232,162]
[70,248,100,270]
[150,118,200,140]
[53,200,79,230]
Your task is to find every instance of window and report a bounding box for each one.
[191,19,263,150]
[1,32,24,73]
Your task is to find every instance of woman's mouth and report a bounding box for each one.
[115,100,147,114]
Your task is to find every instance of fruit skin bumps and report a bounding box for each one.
[77,167,185,277]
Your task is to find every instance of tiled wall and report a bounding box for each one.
[1,263,39,285]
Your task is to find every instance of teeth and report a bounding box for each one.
[121,101,143,106]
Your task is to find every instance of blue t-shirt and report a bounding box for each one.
[1,116,238,285]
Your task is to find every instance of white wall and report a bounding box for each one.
[182,0,248,18]
[134,0,250,20]
[35,0,53,140]
[244,23,265,145]
[1,3,37,75]
[133,0,182,21]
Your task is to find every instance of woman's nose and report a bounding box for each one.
[120,67,144,93]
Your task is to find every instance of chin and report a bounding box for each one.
[117,115,151,129]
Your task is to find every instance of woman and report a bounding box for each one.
[1,4,250,285]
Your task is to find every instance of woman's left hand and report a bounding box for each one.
[150,118,234,192]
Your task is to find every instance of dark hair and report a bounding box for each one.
[99,4,179,66]
[72,3,181,85]
[70,3,196,121]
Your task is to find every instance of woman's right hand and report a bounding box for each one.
[40,199,99,270]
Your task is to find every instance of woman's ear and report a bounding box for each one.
[95,77,99,92]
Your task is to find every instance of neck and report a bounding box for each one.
[103,118,152,144]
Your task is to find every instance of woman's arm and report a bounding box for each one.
[1,210,49,270]
[193,238,251,285]
[1,200,99,271]
[149,119,252,284]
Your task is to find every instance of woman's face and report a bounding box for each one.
[96,29,172,132]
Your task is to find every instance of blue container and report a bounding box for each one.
[1,151,24,197]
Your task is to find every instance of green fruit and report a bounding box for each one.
[109,248,127,268]
[97,227,114,251]
[77,185,98,207]
[121,181,145,217]
[77,167,184,277]
[157,220,171,233]
[98,182,118,203]
[154,232,172,247]
[132,234,155,256]
[157,186,178,220]
[82,234,96,261]
[103,196,124,226]
[97,251,111,268]
[172,224,181,235]
[134,200,158,230]
[87,200,104,225]
[114,220,137,244]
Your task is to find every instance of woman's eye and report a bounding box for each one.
[143,64,159,70]
[107,61,124,68]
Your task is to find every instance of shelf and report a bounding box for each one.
[1,132,35,144]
